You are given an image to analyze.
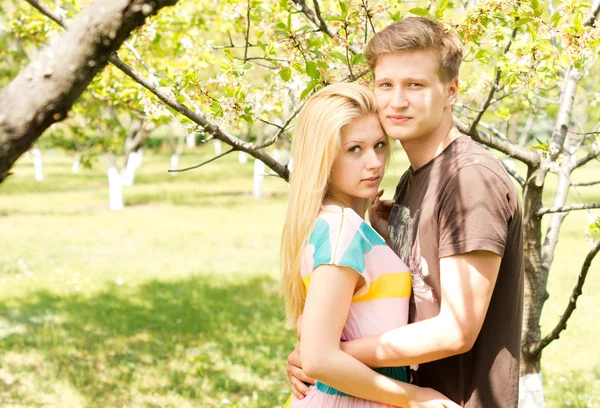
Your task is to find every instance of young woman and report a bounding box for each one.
[280,83,457,408]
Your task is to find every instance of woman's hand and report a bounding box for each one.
[408,387,461,408]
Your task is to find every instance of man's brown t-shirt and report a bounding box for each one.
[389,136,524,407]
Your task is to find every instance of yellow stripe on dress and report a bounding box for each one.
[352,272,411,302]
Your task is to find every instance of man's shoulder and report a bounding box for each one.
[444,137,515,189]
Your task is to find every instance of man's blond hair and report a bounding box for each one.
[365,17,463,83]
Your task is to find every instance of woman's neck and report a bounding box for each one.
[324,192,366,218]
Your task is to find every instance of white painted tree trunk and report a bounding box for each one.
[270,148,281,174]
[287,158,293,172]
[170,153,180,176]
[186,133,196,148]
[107,166,124,211]
[121,149,143,187]
[213,139,222,155]
[519,372,545,408]
[238,151,248,164]
[72,152,81,174]
[31,148,44,181]
[253,159,265,200]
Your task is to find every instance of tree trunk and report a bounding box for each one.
[520,166,547,407]
[170,153,180,175]
[238,151,248,164]
[105,154,124,211]
[121,149,143,186]
[253,159,265,199]
[72,152,81,174]
[0,0,179,184]
[186,133,196,148]
[213,139,222,156]
[30,148,44,181]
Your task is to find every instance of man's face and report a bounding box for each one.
[373,50,457,143]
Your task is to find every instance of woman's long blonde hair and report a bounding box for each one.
[280,82,389,329]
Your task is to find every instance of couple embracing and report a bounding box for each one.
[280,16,523,408]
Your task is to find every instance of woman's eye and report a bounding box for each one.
[375,141,386,149]
[348,146,361,153]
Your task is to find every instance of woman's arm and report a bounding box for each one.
[301,264,457,408]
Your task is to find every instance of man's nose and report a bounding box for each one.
[389,88,408,109]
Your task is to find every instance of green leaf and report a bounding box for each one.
[389,11,401,22]
[300,79,320,100]
[223,49,234,63]
[280,67,292,82]
[409,7,430,17]
[329,51,348,64]
[339,1,349,19]
[590,38,600,48]
[435,0,448,18]
[351,53,365,65]
[306,61,320,80]
[515,17,532,28]
[292,62,304,73]
[550,12,561,27]
[574,12,583,31]
[531,137,550,151]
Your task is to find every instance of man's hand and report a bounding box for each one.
[368,189,393,242]
[286,347,315,399]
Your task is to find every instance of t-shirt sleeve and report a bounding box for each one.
[437,164,515,258]
[308,215,372,291]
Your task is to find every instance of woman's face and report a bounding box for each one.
[329,113,387,207]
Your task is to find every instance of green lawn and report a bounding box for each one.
[0,145,598,407]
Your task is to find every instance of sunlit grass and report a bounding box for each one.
[0,144,598,407]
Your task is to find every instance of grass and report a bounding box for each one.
[0,144,599,407]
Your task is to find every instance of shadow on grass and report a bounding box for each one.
[0,275,296,407]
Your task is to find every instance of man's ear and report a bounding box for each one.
[445,77,459,107]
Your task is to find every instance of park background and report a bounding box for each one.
[1,0,600,407]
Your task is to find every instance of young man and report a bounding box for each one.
[286,17,524,407]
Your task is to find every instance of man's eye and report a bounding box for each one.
[378,83,392,88]
[408,83,422,88]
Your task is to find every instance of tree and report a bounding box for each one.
[2,0,600,405]
[0,0,179,182]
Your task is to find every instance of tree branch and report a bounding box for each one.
[168,148,235,173]
[529,239,600,356]
[537,202,600,216]
[244,0,251,62]
[549,67,581,157]
[26,0,290,181]
[0,0,179,184]
[574,180,600,187]
[109,56,290,180]
[585,0,600,26]
[573,144,600,169]
[469,26,518,132]
[454,117,539,166]
[25,0,65,27]
[292,0,361,55]
[502,161,525,187]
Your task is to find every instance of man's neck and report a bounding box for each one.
[402,120,461,170]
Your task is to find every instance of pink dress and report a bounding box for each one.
[285,205,412,407]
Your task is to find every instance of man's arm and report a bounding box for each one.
[341,250,501,367]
